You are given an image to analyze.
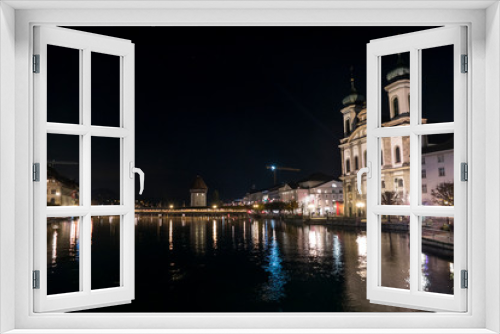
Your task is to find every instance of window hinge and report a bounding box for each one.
[33,270,40,289]
[33,54,40,73]
[461,162,468,181]
[461,54,468,73]
[33,163,40,182]
[461,270,468,289]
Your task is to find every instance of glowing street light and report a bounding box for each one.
[169,204,174,209]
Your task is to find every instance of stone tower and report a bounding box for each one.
[190,175,208,207]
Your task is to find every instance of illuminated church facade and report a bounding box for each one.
[339,60,411,218]
[338,57,455,218]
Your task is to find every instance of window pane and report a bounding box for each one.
[421,45,454,124]
[91,137,120,205]
[91,215,121,290]
[380,52,410,127]
[47,217,80,295]
[47,134,80,206]
[421,134,454,206]
[47,45,80,124]
[91,52,120,127]
[420,216,454,295]
[380,215,410,290]
[380,136,410,205]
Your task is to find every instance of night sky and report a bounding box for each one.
[48,26,453,204]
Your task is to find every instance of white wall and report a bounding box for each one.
[485,2,500,332]
[0,2,16,333]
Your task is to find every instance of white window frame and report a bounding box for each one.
[365,26,467,312]
[0,2,498,333]
[33,26,136,312]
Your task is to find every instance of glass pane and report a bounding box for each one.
[91,52,120,127]
[380,52,410,126]
[380,215,410,289]
[47,45,80,124]
[420,216,454,295]
[91,215,121,290]
[91,137,120,205]
[421,45,454,124]
[47,134,80,206]
[421,134,454,206]
[380,136,410,205]
[47,217,80,295]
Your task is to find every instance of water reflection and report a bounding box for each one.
[47,217,80,295]
[61,216,453,312]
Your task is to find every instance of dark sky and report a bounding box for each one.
[48,26,454,204]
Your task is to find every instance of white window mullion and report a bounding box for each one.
[82,47,92,295]
[409,47,420,295]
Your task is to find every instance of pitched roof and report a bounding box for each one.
[190,175,208,190]
[298,172,334,183]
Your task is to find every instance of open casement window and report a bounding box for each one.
[363,26,467,312]
[33,26,138,312]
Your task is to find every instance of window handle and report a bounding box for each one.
[357,162,371,194]
[129,162,145,195]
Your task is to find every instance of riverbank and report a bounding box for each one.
[251,214,453,252]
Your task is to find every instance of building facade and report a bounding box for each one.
[243,173,344,217]
[421,139,454,206]
[190,175,208,207]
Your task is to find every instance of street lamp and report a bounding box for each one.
[169,204,173,209]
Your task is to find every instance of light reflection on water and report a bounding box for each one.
[48,215,453,312]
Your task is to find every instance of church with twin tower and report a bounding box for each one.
[339,57,411,218]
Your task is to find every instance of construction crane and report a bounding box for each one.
[266,165,301,185]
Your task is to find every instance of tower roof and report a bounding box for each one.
[342,67,365,107]
[386,54,410,83]
[190,175,208,190]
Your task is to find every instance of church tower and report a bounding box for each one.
[340,68,366,137]
[384,54,410,120]
[190,175,208,207]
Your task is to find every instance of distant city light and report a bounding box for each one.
[271,165,276,171]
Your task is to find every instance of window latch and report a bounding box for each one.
[130,162,145,195]
[357,162,371,194]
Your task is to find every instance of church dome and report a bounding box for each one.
[342,77,365,107]
[386,54,410,83]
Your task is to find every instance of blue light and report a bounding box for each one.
[271,165,276,171]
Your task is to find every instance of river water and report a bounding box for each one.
[48,215,454,312]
